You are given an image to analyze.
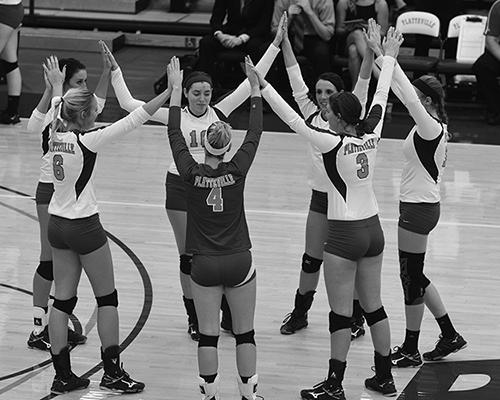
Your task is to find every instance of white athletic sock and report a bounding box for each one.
[33,307,47,334]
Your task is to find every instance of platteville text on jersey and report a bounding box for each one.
[343,138,377,155]
[49,141,76,154]
[194,174,236,188]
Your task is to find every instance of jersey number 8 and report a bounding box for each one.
[206,187,223,212]
[52,155,65,181]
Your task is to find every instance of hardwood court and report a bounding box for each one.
[0,121,499,400]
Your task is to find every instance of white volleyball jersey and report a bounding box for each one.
[400,124,447,203]
[264,56,396,220]
[48,107,150,219]
[27,97,106,183]
[109,44,281,176]
[286,64,371,193]
[168,106,226,175]
[374,58,448,204]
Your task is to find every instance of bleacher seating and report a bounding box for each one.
[22,0,149,14]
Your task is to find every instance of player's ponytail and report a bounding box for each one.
[50,96,66,135]
[51,88,95,134]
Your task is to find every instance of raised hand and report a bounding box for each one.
[99,40,119,71]
[273,12,288,47]
[43,55,65,89]
[98,40,112,71]
[382,27,404,59]
[168,56,183,89]
[365,18,383,56]
[244,55,259,88]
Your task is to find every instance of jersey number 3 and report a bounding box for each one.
[206,187,223,212]
[52,155,65,181]
[356,152,369,179]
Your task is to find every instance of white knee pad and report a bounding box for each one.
[198,375,220,400]
[237,374,258,400]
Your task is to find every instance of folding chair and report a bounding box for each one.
[436,14,487,76]
[395,11,441,73]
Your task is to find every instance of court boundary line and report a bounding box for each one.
[2,194,496,230]
[0,186,153,400]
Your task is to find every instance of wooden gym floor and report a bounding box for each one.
[0,120,499,400]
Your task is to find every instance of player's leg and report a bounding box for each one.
[0,20,22,124]
[224,251,259,400]
[79,216,144,393]
[190,256,224,400]
[281,191,327,335]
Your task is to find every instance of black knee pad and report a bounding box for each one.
[302,253,322,274]
[36,260,54,281]
[329,311,352,333]
[235,330,255,346]
[399,250,426,305]
[0,60,18,74]
[180,254,192,275]
[198,334,219,348]
[364,307,387,327]
[53,296,78,315]
[96,289,118,308]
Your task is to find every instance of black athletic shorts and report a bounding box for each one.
[35,182,54,205]
[48,213,107,255]
[309,190,328,215]
[0,3,24,29]
[165,172,187,211]
[399,201,440,235]
[191,250,255,287]
[325,215,385,261]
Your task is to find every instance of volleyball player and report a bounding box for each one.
[44,53,171,394]
[27,47,110,351]
[256,24,403,399]
[104,15,287,341]
[279,12,374,339]
[366,18,467,367]
[0,0,23,124]
[167,55,263,400]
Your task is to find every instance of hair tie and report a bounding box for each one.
[205,140,231,156]
[412,78,441,104]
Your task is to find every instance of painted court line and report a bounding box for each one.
[2,194,499,230]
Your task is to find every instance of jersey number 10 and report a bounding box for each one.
[206,187,223,212]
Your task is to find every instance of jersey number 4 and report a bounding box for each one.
[52,155,65,181]
[356,152,369,179]
[206,187,223,212]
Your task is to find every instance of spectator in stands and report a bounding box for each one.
[198,0,274,82]
[271,0,335,77]
[473,0,500,125]
[0,0,23,124]
[335,0,389,87]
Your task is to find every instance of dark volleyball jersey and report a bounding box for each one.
[167,97,263,255]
